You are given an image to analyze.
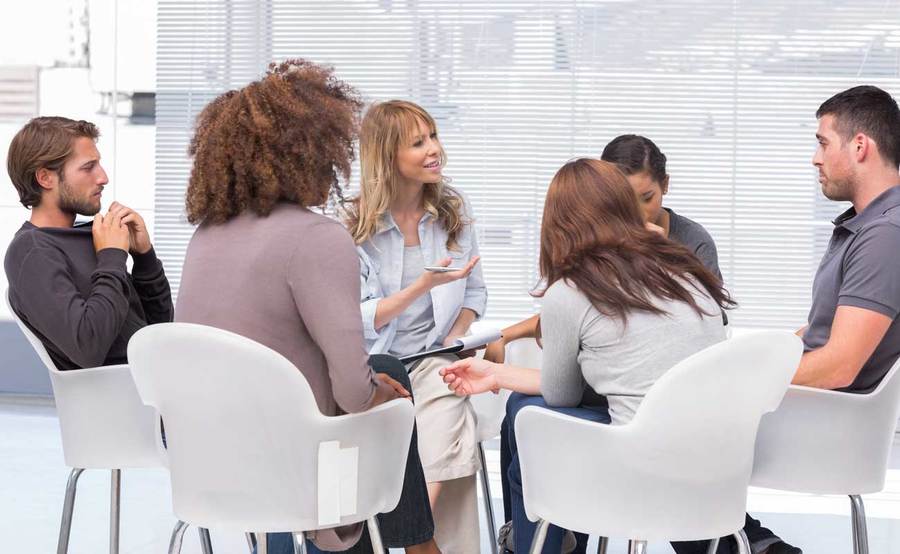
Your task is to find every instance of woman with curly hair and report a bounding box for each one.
[344,100,487,553]
[440,159,731,553]
[176,60,440,554]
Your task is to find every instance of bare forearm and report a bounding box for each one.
[792,306,891,390]
[447,308,477,340]
[501,314,540,343]
[374,280,429,330]
[494,363,542,395]
[793,346,859,389]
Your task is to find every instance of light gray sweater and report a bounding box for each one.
[540,278,726,425]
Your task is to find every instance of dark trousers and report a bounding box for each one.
[671,515,781,554]
[265,354,435,554]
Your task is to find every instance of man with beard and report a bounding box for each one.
[794,85,900,392]
[726,85,900,554]
[4,116,172,371]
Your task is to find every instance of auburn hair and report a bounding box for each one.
[538,158,734,321]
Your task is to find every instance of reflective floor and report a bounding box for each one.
[2,396,899,553]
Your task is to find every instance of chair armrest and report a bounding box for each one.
[308,399,416,525]
[752,385,898,494]
[49,364,164,469]
[515,407,750,542]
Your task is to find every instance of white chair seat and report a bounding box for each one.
[6,289,166,554]
[751,358,900,554]
[515,330,802,553]
[127,322,416,554]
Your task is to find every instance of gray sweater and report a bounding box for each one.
[540,278,726,425]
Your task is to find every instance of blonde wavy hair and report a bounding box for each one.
[344,100,467,250]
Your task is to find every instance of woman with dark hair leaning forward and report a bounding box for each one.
[175,60,440,554]
[441,159,735,553]
[484,134,722,364]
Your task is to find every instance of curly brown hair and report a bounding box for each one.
[186,59,363,224]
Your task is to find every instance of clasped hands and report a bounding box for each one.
[92,201,152,255]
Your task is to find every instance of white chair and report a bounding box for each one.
[515,331,802,554]
[126,322,416,554]
[5,290,167,554]
[752,358,900,554]
[470,338,539,553]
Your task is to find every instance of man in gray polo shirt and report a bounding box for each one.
[722,86,900,554]
[792,85,900,393]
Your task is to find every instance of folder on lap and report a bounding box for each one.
[399,328,502,365]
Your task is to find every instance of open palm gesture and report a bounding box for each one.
[440,357,500,396]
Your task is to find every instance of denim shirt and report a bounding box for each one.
[358,207,487,354]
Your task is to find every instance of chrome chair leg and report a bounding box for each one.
[528,519,550,554]
[733,529,751,554]
[293,533,308,554]
[628,540,648,554]
[245,533,256,553]
[57,468,85,554]
[706,537,720,554]
[850,495,870,554]
[168,521,189,554]
[110,469,121,554]
[199,527,214,554]
[597,536,608,554]
[367,517,385,553]
[478,442,499,554]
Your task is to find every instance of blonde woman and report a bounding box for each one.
[345,100,487,553]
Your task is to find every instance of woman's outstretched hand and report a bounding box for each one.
[416,256,480,291]
[440,357,500,396]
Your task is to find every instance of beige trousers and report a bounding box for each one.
[409,355,481,554]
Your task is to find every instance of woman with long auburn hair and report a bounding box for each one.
[441,158,732,553]
[344,100,487,553]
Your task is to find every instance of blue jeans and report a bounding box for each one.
[505,392,611,554]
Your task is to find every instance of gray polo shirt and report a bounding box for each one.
[804,185,900,393]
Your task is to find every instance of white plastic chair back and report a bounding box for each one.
[127,322,415,533]
[515,331,802,542]
[5,289,163,469]
[752,357,900,495]
[470,338,540,442]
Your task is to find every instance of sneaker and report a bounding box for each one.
[496,520,577,553]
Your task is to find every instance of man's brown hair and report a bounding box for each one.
[6,116,100,208]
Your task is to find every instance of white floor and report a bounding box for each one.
[2,396,899,553]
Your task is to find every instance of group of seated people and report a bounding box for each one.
[4,58,900,554]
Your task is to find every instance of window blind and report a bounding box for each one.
[156,0,900,328]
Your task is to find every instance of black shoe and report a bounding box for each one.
[497,520,577,553]
[766,541,802,554]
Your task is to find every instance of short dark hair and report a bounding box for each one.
[600,134,667,184]
[6,116,100,208]
[816,85,900,168]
